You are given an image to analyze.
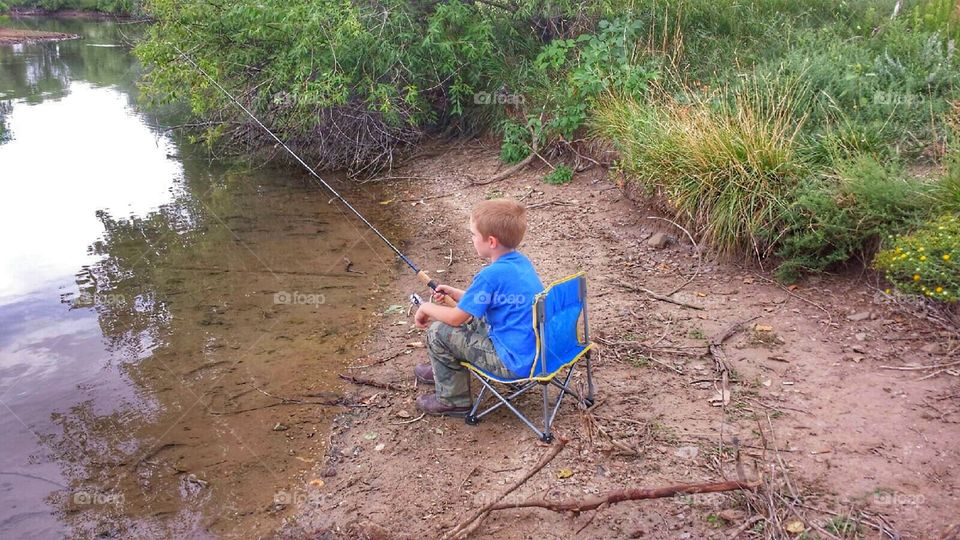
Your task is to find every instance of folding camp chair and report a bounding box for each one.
[461,272,595,443]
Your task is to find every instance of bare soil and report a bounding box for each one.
[0,27,80,44]
[281,140,959,539]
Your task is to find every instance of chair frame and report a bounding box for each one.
[462,272,595,443]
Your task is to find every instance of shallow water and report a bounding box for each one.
[0,17,398,538]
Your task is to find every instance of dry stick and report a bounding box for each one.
[727,515,763,540]
[487,480,760,513]
[708,317,759,407]
[346,349,408,370]
[644,216,703,297]
[749,272,833,325]
[338,374,405,391]
[616,279,705,310]
[878,360,960,371]
[443,436,568,540]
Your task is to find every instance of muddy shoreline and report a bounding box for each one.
[280,141,959,538]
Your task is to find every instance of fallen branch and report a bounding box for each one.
[444,435,567,539]
[708,317,759,407]
[616,279,704,310]
[878,360,960,371]
[472,125,540,186]
[338,374,405,391]
[488,479,759,513]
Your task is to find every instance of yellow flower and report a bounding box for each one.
[884,288,891,294]
[920,256,926,261]
[945,254,952,261]
[913,274,921,281]
[936,287,944,293]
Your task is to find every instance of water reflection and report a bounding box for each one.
[0,16,396,539]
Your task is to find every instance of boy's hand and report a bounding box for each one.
[414,305,431,329]
[432,284,463,303]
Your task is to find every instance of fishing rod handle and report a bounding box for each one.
[416,270,459,308]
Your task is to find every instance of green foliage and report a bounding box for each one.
[875,214,960,302]
[774,156,932,280]
[543,164,573,185]
[593,76,808,257]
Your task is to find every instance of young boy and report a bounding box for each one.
[412,199,544,416]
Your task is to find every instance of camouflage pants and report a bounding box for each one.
[427,318,515,407]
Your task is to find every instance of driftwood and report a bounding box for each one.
[444,436,568,540]
[487,479,760,513]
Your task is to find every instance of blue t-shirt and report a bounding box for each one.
[457,251,544,377]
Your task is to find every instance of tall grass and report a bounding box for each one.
[593,77,809,257]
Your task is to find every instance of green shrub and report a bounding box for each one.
[875,214,960,302]
[593,76,809,257]
[774,155,932,280]
[543,164,574,185]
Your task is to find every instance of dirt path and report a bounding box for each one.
[0,27,80,44]
[282,140,959,539]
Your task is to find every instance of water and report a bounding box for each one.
[0,17,398,538]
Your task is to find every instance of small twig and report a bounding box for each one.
[750,273,833,324]
[390,412,426,425]
[616,279,704,310]
[879,360,960,371]
[338,374,405,391]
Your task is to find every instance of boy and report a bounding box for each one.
[412,199,544,416]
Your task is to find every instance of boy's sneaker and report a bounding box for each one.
[414,363,435,385]
[416,394,470,417]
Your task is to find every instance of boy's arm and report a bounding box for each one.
[414,302,472,328]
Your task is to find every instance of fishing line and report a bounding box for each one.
[173,46,451,296]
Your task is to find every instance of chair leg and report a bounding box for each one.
[540,383,553,443]
[584,349,595,406]
[465,383,487,425]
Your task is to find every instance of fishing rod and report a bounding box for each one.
[173,46,457,308]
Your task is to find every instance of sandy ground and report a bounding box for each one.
[0,27,80,44]
[279,140,959,539]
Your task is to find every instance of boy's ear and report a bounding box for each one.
[486,234,500,249]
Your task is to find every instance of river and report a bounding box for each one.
[0,16,398,538]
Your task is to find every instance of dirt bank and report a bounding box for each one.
[281,140,959,539]
[0,27,80,44]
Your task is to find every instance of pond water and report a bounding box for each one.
[0,16,399,538]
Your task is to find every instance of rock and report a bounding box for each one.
[847,311,872,322]
[674,446,699,459]
[921,343,941,354]
[718,509,747,523]
[854,333,867,341]
[272,423,288,432]
[647,232,677,249]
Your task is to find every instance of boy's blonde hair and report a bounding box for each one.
[471,199,527,249]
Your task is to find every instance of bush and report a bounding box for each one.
[875,214,960,302]
[773,155,932,280]
[593,77,809,257]
[543,164,574,185]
